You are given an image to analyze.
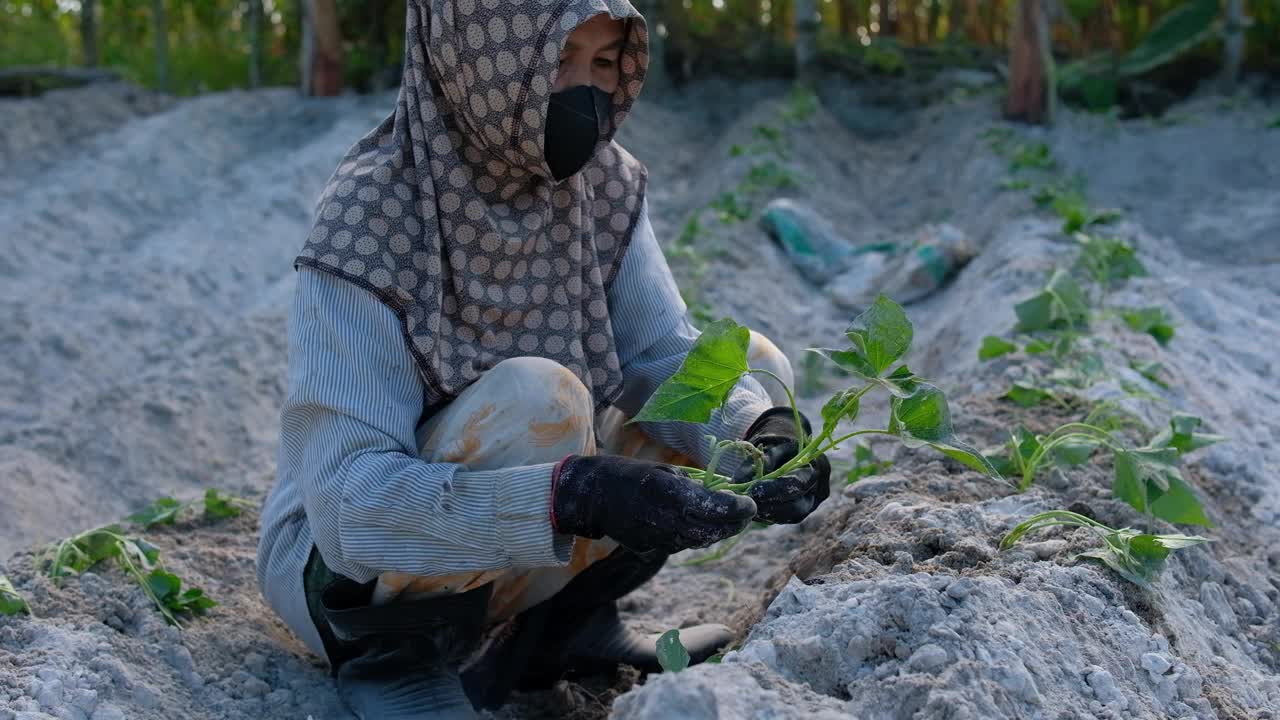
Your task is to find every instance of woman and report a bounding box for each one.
[256,0,831,717]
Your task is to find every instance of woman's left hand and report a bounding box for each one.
[734,407,831,525]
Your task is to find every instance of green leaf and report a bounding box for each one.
[632,319,751,424]
[1015,270,1089,333]
[819,387,862,436]
[1113,448,1212,527]
[203,489,243,520]
[127,497,183,528]
[1024,339,1054,354]
[76,528,125,569]
[1121,307,1176,345]
[840,295,914,378]
[1148,413,1224,455]
[846,444,892,484]
[128,538,162,565]
[1118,0,1221,77]
[876,364,920,398]
[890,384,1000,478]
[979,336,1017,361]
[1005,383,1054,408]
[1014,292,1056,332]
[0,575,30,616]
[656,629,691,673]
[1053,437,1099,466]
[146,570,182,601]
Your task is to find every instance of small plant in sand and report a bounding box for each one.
[846,443,893,483]
[632,295,999,493]
[37,488,251,626]
[43,525,216,626]
[1000,510,1209,587]
[994,411,1221,528]
[0,575,30,617]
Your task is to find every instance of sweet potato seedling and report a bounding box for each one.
[632,296,1000,493]
[997,411,1220,527]
[43,524,214,626]
[128,488,253,529]
[846,443,893,483]
[0,575,30,617]
[1001,510,1209,587]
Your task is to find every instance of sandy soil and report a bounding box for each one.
[1,75,1277,719]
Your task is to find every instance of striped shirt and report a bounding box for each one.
[255,201,772,656]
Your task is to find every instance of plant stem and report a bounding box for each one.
[747,368,806,444]
[1020,424,1122,490]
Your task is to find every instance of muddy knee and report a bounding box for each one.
[747,331,794,407]
[488,356,595,453]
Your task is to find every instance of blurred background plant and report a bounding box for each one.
[1,0,1277,116]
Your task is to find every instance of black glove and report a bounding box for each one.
[551,455,757,554]
[735,406,831,525]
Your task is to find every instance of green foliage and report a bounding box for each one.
[846,444,892,483]
[656,629,691,673]
[1009,143,1056,173]
[635,296,999,493]
[631,319,750,426]
[1129,360,1169,389]
[1076,234,1146,288]
[1004,382,1060,408]
[1118,0,1222,77]
[1120,307,1176,345]
[997,414,1216,528]
[1000,510,1209,587]
[147,570,218,616]
[128,488,251,529]
[978,335,1017,361]
[43,525,209,626]
[0,575,30,617]
[1015,270,1090,333]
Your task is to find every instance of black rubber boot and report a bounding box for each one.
[319,577,491,720]
[516,547,734,689]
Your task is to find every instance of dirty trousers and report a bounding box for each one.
[342,329,792,626]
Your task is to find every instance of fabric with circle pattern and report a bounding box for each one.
[296,0,649,411]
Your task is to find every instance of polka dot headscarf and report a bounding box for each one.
[297,0,650,410]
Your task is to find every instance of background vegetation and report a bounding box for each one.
[1,1,1277,107]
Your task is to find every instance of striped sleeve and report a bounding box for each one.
[280,267,571,583]
[607,200,773,465]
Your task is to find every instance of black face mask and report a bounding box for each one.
[544,85,612,181]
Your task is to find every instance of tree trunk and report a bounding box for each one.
[152,0,169,92]
[301,0,343,96]
[1006,0,1053,124]
[795,0,819,84]
[837,0,856,38]
[248,0,263,88]
[80,0,98,68]
[948,0,967,40]
[1220,0,1246,92]
[926,0,941,42]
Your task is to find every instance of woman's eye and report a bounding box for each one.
[593,57,616,69]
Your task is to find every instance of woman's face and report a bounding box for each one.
[554,13,625,94]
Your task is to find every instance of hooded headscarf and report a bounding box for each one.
[297,0,650,412]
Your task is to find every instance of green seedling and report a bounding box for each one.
[0,575,30,616]
[1010,142,1055,173]
[1076,234,1145,289]
[128,488,252,529]
[632,296,1000,493]
[999,412,1218,527]
[1015,269,1090,333]
[1004,382,1072,409]
[710,191,751,224]
[656,629,691,673]
[846,443,893,483]
[43,525,214,626]
[782,86,818,123]
[1120,307,1175,346]
[1129,359,1170,389]
[979,335,1018,361]
[1042,189,1121,234]
[1000,510,1209,587]
[147,571,217,617]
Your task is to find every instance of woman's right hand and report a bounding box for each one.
[550,455,757,554]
